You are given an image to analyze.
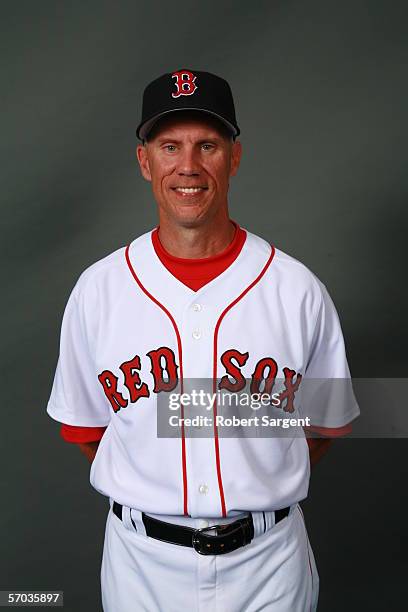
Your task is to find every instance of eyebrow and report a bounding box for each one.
[155,136,223,144]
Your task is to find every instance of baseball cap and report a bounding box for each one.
[136,69,240,141]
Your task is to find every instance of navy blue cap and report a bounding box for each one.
[136,69,240,140]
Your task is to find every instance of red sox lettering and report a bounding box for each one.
[98,346,302,414]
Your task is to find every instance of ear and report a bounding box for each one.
[229,139,242,177]
[136,144,152,182]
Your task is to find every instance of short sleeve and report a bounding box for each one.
[300,280,360,432]
[46,279,111,427]
[60,423,107,443]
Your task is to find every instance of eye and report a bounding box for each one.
[201,143,214,151]
[163,144,177,152]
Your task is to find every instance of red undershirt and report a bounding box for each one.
[60,221,352,443]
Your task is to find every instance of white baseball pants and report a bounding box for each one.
[101,501,319,612]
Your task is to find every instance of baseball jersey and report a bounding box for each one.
[47,227,359,518]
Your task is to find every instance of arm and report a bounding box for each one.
[78,441,101,464]
[59,424,107,464]
[305,422,353,467]
[307,437,333,467]
[46,278,111,458]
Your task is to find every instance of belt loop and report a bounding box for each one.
[250,511,266,537]
[121,506,135,532]
[250,509,284,536]
[129,508,147,536]
[264,510,276,531]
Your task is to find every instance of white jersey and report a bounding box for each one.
[47,228,359,518]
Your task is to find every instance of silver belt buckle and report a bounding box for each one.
[192,524,220,555]
[192,522,250,555]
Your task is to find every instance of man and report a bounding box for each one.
[47,69,359,611]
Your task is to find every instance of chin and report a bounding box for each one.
[171,212,208,229]
[168,202,212,228]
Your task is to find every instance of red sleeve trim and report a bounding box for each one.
[303,423,353,437]
[60,424,107,443]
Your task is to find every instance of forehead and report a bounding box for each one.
[146,111,232,142]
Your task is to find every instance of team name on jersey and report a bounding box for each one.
[97,346,302,414]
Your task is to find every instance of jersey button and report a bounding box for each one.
[198,484,209,495]
[192,329,202,340]
[192,303,202,312]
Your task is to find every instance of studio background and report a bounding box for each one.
[2,1,407,610]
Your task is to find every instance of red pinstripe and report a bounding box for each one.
[212,245,276,517]
[125,244,189,516]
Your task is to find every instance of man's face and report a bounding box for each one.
[136,113,242,228]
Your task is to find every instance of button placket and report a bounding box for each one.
[192,302,203,340]
[181,299,218,517]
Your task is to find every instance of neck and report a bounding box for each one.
[157,212,236,259]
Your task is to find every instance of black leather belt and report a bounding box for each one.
[112,502,290,555]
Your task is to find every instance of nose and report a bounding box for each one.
[177,145,201,176]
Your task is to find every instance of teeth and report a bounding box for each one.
[175,187,203,193]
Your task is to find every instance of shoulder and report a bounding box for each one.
[72,231,152,301]
[245,229,326,302]
[274,246,324,293]
[76,246,126,286]
[69,246,127,308]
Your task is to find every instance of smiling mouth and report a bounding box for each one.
[172,187,208,195]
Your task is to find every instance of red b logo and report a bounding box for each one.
[171,70,198,98]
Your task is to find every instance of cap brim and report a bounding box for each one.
[136,108,239,140]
